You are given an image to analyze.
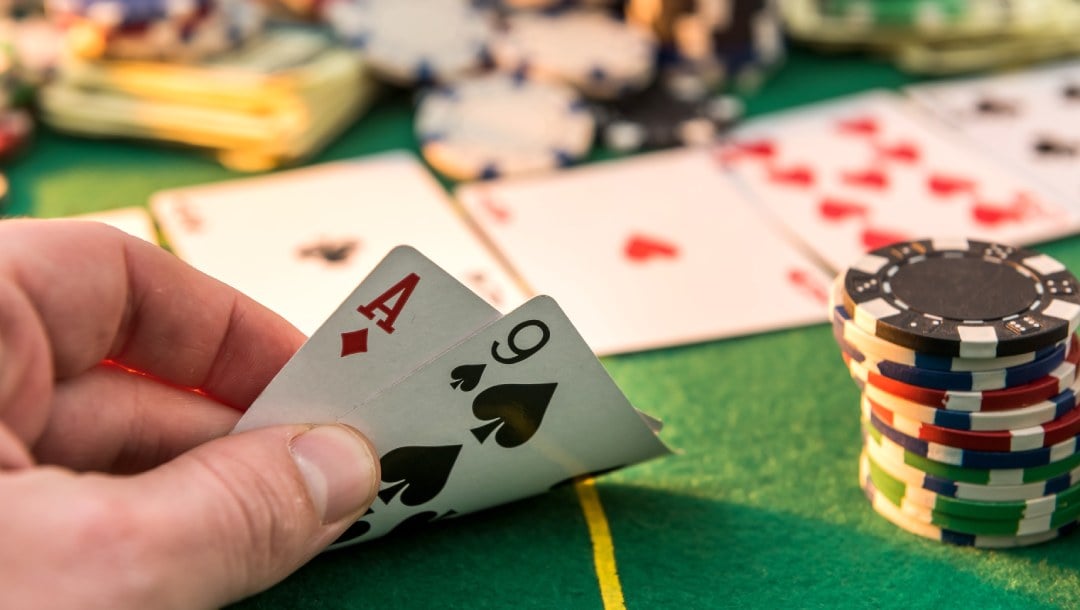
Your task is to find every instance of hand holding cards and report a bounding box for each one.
[235,246,670,546]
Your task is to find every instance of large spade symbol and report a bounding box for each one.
[378,444,462,506]
[470,383,558,448]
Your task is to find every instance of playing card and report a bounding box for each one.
[456,147,830,355]
[718,90,1078,271]
[907,60,1080,208]
[68,207,159,244]
[151,152,526,335]
[324,294,669,546]
[234,245,504,432]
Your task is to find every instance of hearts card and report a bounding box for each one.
[907,60,1080,211]
[455,147,830,355]
[717,90,1078,271]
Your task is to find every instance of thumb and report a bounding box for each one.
[122,423,379,607]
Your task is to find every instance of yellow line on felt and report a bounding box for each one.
[574,478,627,610]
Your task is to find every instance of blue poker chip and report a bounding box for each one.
[843,238,1080,359]
[838,331,1069,391]
[865,405,1080,470]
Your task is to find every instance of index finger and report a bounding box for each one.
[0,219,305,408]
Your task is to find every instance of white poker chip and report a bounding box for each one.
[322,0,493,86]
[415,72,595,180]
[490,9,657,99]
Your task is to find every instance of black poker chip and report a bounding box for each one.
[841,238,1080,358]
[594,75,742,153]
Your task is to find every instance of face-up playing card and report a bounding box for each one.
[234,245,504,432]
[68,207,159,244]
[717,90,1078,271]
[907,61,1080,209]
[324,294,669,546]
[455,148,830,356]
[151,152,526,335]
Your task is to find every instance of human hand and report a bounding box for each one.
[0,219,379,608]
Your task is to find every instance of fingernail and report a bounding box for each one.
[290,425,378,524]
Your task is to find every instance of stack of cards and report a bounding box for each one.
[234,246,670,545]
[38,26,379,171]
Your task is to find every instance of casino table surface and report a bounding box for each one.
[10,48,1080,609]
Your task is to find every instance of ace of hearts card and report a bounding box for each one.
[455,147,831,356]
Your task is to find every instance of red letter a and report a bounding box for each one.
[357,273,420,335]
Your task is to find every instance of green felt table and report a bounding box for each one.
[9,47,1080,609]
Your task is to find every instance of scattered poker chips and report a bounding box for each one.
[831,237,1080,547]
[314,0,781,180]
[415,72,595,180]
[21,0,777,176]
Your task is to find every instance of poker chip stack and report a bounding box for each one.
[781,0,1080,74]
[830,238,1080,548]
